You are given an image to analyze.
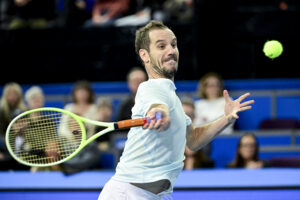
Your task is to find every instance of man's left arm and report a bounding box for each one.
[186,90,254,151]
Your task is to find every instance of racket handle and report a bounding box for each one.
[116,112,162,129]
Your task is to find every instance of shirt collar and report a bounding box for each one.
[148,78,177,91]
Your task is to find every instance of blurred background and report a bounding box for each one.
[0,0,299,84]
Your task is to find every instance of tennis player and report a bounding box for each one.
[98,21,254,200]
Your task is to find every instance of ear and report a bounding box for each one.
[139,49,150,64]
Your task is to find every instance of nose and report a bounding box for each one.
[166,44,177,56]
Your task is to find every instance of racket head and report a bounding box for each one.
[5,107,87,167]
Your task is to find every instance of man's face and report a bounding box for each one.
[147,28,179,79]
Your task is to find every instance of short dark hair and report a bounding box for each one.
[135,20,168,55]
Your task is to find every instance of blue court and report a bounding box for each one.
[1,169,299,200]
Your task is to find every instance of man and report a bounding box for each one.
[99,20,254,199]
[116,67,147,121]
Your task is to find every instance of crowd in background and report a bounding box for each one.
[0,0,195,29]
[0,68,272,173]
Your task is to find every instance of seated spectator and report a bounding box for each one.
[182,97,214,169]
[194,72,234,135]
[95,97,113,151]
[0,82,28,170]
[84,0,130,27]
[59,80,98,140]
[97,97,113,122]
[24,86,45,109]
[227,133,267,169]
[61,140,101,174]
[116,67,147,121]
[56,80,100,173]
[31,139,65,172]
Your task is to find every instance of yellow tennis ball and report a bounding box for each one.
[263,40,283,59]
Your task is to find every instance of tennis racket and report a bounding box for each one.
[6,107,161,167]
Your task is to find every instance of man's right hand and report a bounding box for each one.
[143,105,170,132]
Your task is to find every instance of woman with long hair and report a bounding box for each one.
[227,133,265,169]
[0,82,27,170]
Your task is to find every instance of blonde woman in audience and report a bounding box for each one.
[194,72,234,134]
[0,82,28,170]
[0,82,27,135]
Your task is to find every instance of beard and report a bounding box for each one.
[149,54,178,79]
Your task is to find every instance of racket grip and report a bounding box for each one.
[116,112,162,129]
[116,118,147,129]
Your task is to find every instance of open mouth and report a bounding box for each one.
[163,54,178,63]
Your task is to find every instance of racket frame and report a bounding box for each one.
[5,107,116,167]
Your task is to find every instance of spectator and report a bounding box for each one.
[0,82,28,170]
[31,140,65,172]
[24,86,45,109]
[97,97,113,122]
[84,0,130,27]
[116,67,147,121]
[57,80,100,173]
[23,86,64,172]
[95,97,113,151]
[194,72,234,134]
[59,80,98,140]
[227,133,266,169]
[0,82,27,137]
[8,0,56,29]
[62,140,101,174]
[182,97,214,169]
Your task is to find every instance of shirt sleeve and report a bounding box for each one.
[135,82,170,117]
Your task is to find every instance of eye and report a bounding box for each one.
[172,41,177,48]
[158,44,165,49]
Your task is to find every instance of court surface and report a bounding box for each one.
[0,168,299,200]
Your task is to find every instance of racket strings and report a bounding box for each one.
[8,110,83,165]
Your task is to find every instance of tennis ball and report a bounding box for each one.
[263,40,283,59]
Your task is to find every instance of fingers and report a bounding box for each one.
[239,106,252,112]
[223,90,231,103]
[144,112,156,130]
[240,100,255,107]
[143,112,169,132]
[231,105,253,120]
[232,113,239,119]
[237,92,251,103]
